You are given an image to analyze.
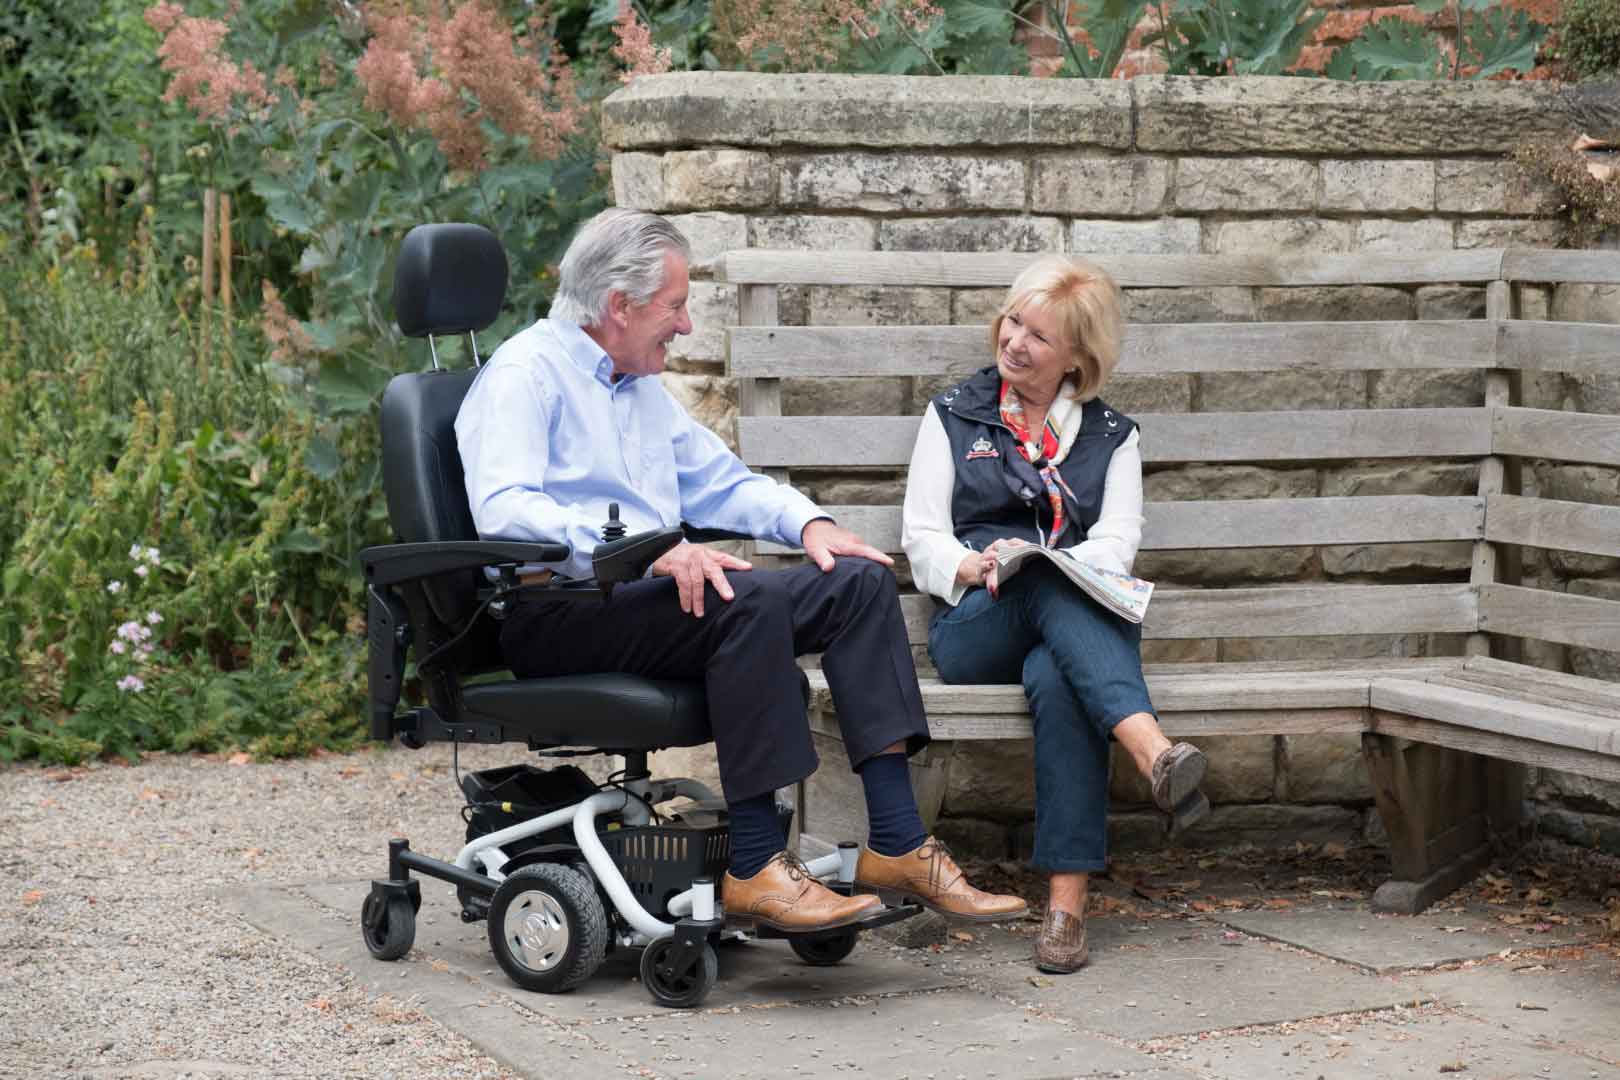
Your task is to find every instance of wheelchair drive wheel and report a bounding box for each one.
[488,863,608,993]
[361,891,416,961]
[789,927,859,966]
[640,936,719,1009]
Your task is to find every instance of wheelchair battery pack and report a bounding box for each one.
[460,764,607,853]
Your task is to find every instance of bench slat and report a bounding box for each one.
[1371,710,1620,784]
[728,321,1499,379]
[896,582,1478,644]
[1485,495,1620,559]
[740,409,1494,468]
[716,250,1507,288]
[757,496,1484,555]
[1478,584,1620,653]
[1458,656,1620,714]
[1499,321,1620,375]
[1493,407,1620,468]
[1371,679,1620,756]
[1501,249,1620,285]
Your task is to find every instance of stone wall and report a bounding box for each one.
[604,73,1620,857]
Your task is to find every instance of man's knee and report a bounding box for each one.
[722,568,794,619]
[822,555,898,602]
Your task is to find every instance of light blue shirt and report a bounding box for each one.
[455,318,825,581]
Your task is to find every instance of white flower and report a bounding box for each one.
[146,611,163,626]
[144,547,161,565]
[107,581,124,595]
[117,621,151,644]
[133,564,149,578]
[135,645,153,662]
[129,544,143,560]
[108,641,127,655]
[116,674,145,693]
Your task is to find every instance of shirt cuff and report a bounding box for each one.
[780,505,830,549]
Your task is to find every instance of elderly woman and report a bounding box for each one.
[901,255,1209,974]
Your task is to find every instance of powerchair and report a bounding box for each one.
[357,223,919,1008]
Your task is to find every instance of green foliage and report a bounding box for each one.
[1049,0,1149,78]
[1150,0,1324,76]
[1328,0,1547,81]
[1560,0,1620,79]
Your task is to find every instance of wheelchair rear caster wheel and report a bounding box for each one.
[488,863,608,993]
[789,928,858,966]
[361,892,416,961]
[640,937,718,1009]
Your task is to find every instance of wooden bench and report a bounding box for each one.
[714,247,1620,914]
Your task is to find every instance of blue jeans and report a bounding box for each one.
[928,561,1156,872]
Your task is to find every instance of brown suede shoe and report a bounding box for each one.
[1150,742,1210,836]
[1033,908,1088,973]
[721,852,881,932]
[854,838,1028,922]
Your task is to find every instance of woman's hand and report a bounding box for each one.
[956,538,1029,598]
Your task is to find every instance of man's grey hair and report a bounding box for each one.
[548,208,691,326]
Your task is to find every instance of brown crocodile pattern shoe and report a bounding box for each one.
[855,837,1028,922]
[721,852,881,933]
[1033,908,1088,973]
[1150,742,1211,836]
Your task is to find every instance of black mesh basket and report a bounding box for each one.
[599,823,730,917]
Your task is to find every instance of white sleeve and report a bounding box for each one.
[1062,426,1144,575]
[902,405,975,606]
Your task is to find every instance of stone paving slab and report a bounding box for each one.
[944,918,1425,1041]
[1184,1007,1620,1080]
[1208,904,1587,974]
[1415,954,1620,1066]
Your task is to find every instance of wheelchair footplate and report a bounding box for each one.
[732,880,924,941]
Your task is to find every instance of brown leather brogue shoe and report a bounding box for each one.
[1033,907,1088,973]
[854,838,1028,922]
[720,852,881,933]
[1150,742,1210,836]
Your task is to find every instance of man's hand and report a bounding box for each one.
[802,518,893,572]
[650,541,753,617]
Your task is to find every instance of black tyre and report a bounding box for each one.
[789,928,858,966]
[487,863,608,993]
[640,937,718,1009]
[361,892,416,961]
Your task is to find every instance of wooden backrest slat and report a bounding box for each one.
[1501,249,1620,285]
[1498,321,1620,375]
[1485,495,1620,559]
[739,409,1494,468]
[1493,407,1620,468]
[1479,584,1620,653]
[756,496,1485,555]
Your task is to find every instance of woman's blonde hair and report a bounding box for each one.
[990,255,1124,402]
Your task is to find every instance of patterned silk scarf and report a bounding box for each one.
[999,381,1080,544]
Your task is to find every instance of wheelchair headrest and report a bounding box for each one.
[392,223,508,339]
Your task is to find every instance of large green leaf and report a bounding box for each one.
[1465,7,1546,79]
[1346,16,1445,79]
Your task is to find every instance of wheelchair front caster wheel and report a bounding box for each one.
[361,892,416,961]
[790,928,858,966]
[488,863,608,993]
[640,937,718,1009]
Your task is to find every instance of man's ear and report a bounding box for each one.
[605,289,632,328]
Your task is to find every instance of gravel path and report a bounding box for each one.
[0,742,579,1080]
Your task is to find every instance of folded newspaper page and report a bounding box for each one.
[993,545,1154,624]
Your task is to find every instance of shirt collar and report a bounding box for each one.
[550,318,632,387]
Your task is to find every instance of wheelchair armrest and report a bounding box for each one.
[591,525,686,585]
[681,524,757,544]
[359,539,571,587]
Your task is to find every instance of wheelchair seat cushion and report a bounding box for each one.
[460,674,711,750]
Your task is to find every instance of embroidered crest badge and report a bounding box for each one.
[965,436,999,461]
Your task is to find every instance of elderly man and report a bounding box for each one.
[455,208,1025,932]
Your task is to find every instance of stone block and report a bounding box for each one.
[665,212,747,267]
[1197,370,1367,411]
[1256,286,1413,322]
[784,375,909,417]
[1135,547,1315,586]
[1569,373,1620,415]
[1032,154,1170,216]
[1455,218,1566,248]
[952,288,1006,326]
[1125,286,1256,323]
[939,738,1036,820]
[1213,218,1355,255]
[931,816,1011,861]
[1102,373,1192,413]
[1551,283,1620,324]
[664,281,735,366]
[748,215,878,250]
[1110,735,1276,804]
[793,472,905,506]
[1071,218,1203,255]
[1133,75,1567,154]
[1220,634,1446,662]
[1534,464,1620,506]
[1281,733,1371,803]
[1519,284,1552,320]
[612,151,665,210]
[1533,806,1620,855]
[1368,369,1485,409]
[779,153,1025,213]
[661,372,738,451]
[1143,464,1317,502]
[1434,158,1562,215]
[880,216,1063,253]
[601,71,1133,150]
[1321,159,1435,212]
[1355,218,1454,253]
[807,285,951,326]
[664,149,774,211]
[1415,285,1487,320]
[1533,770,1620,814]
[1320,461,1479,496]
[1320,540,1474,577]
[1175,157,1316,213]
[1162,803,1362,849]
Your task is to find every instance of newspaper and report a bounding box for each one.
[993,545,1154,624]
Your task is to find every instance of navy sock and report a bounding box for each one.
[858,751,928,857]
[726,792,786,879]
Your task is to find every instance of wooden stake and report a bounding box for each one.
[201,189,217,304]
[218,192,232,319]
